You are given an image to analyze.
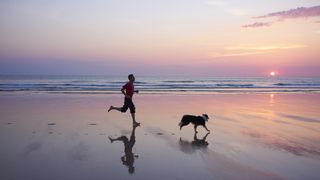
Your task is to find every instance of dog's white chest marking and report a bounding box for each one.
[202,116,208,122]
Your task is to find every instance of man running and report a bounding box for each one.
[108,74,140,126]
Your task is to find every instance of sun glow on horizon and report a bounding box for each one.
[270,71,276,76]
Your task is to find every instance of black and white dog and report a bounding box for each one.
[179,114,210,133]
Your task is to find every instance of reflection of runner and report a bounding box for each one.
[108,74,140,126]
[108,125,139,174]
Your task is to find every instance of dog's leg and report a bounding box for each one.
[194,125,198,133]
[203,125,210,132]
[194,132,198,141]
[203,132,210,140]
[179,122,183,130]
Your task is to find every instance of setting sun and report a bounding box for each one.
[270,71,276,76]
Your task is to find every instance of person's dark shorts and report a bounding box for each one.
[121,97,136,113]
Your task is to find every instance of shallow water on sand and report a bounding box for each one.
[0,93,319,180]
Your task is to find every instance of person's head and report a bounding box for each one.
[128,74,135,82]
[128,166,135,174]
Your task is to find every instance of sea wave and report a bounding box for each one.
[1,75,319,94]
[274,83,320,87]
[162,80,195,83]
[216,83,254,87]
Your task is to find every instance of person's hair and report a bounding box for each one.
[128,74,134,79]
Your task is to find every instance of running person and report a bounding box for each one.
[108,74,140,126]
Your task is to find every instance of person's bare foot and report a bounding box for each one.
[108,106,113,112]
[108,136,114,143]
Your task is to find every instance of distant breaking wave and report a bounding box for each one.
[0,75,319,94]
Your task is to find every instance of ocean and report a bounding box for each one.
[0,75,319,94]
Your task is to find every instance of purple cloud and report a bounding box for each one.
[254,5,320,20]
[242,5,320,28]
[242,22,272,28]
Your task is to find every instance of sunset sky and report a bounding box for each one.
[0,0,319,76]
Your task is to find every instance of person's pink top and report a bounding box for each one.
[122,81,134,98]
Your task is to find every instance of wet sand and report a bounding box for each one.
[0,93,319,180]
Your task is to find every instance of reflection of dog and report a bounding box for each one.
[179,114,210,133]
[179,132,210,154]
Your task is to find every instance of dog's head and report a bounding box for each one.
[202,114,209,121]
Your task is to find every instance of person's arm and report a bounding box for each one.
[122,84,131,98]
[121,88,126,95]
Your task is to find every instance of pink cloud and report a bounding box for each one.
[242,22,272,28]
[254,5,320,20]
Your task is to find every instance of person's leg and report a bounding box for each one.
[130,103,140,126]
[108,136,127,143]
[128,100,139,125]
[131,113,139,125]
[108,106,122,112]
[108,98,129,112]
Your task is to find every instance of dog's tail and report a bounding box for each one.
[178,121,182,127]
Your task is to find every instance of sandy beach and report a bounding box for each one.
[0,92,319,180]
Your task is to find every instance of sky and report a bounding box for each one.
[0,0,319,76]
